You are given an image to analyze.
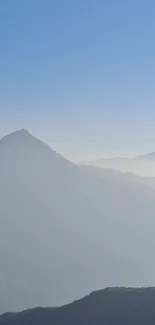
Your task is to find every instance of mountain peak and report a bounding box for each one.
[0,129,37,146]
[0,129,66,162]
[17,128,30,135]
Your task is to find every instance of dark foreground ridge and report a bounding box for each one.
[1,287,155,324]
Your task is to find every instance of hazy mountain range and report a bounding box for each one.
[1,129,155,314]
[1,288,155,324]
[81,165,155,190]
[84,152,155,177]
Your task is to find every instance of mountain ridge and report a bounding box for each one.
[84,152,155,176]
[82,165,155,190]
[1,287,155,324]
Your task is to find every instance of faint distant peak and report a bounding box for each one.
[135,151,155,160]
[148,152,155,156]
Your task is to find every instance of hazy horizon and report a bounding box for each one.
[1,0,155,162]
[1,128,155,163]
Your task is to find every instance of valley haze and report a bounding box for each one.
[0,129,155,314]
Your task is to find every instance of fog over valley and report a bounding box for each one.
[1,129,155,314]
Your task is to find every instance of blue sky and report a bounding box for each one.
[0,0,155,161]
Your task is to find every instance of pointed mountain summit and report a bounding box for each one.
[0,129,64,163]
[0,129,51,151]
[0,129,32,145]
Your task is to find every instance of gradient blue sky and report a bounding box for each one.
[1,0,155,161]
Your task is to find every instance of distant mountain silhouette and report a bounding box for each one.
[1,130,155,312]
[84,152,155,176]
[1,288,155,324]
[82,165,155,190]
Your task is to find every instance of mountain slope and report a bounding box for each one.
[1,130,155,312]
[1,288,155,325]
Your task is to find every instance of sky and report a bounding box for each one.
[0,0,155,161]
